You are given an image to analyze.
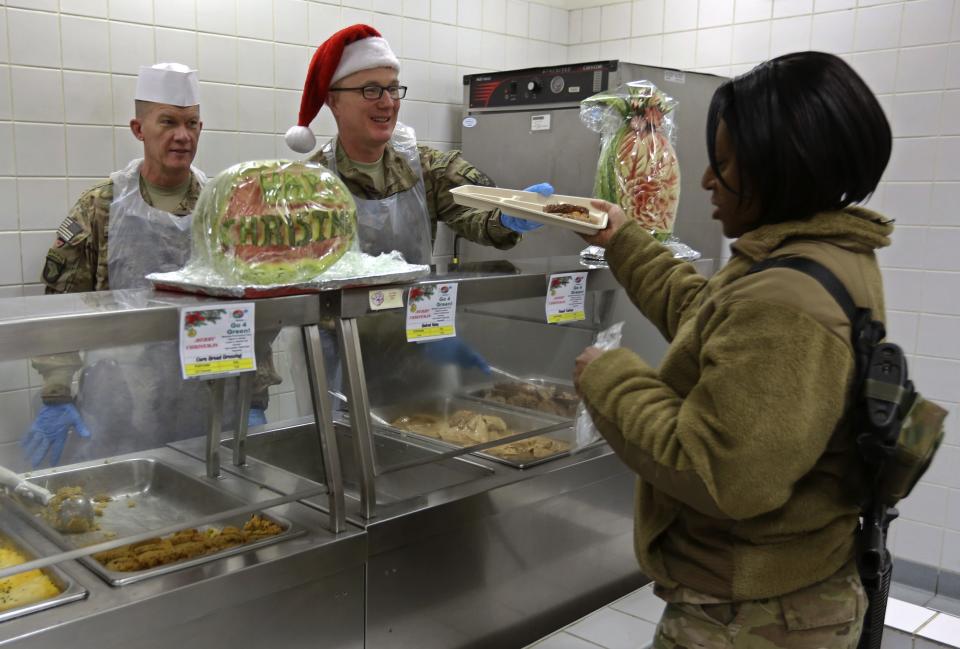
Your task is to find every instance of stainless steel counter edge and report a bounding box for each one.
[0,291,322,358]
[338,256,620,318]
[0,256,617,358]
[0,448,367,646]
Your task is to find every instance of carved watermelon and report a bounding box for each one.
[587,83,681,241]
[193,160,356,285]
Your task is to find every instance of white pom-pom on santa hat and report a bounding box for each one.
[285,24,400,154]
[285,125,317,154]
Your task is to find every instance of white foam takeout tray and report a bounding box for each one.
[449,186,608,235]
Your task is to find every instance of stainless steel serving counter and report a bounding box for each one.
[0,449,367,649]
[0,256,648,648]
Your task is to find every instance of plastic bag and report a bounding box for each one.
[580,81,680,241]
[574,321,625,449]
[190,159,358,285]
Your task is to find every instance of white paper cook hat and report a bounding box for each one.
[134,62,200,107]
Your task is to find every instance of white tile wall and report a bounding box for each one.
[237,0,274,40]
[901,0,953,48]
[736,0,774,23]
[854,4,902,52]
[922,271,960,315]
[156,29,199,72]
[198,0,236,35]
[110,22,156,75]
[0,125,15,177]
[581,6,601,42]
[458,0,481,28]
[8,9,61,69]
[17,179,68,231]
[894,519,945,566]
[601,3,632,41]
[662,31,696,69]
[0,180,17,232]
[732,21,771,63]
[699,0,734,28]
[847,49,899,94]
[897,45,949,93]
[632,0,664,36]
[483,0,506,33]
[773,0,812,18]
[61,16,111,72]
[14,123,66,176]
[696,26,732,67]
[769,16,811,58]
[664,0,697,32]
[810,9,854,54]
[11,67,64,123]
[61,0,108,19]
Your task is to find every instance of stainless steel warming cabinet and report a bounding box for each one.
[448,60,726,265]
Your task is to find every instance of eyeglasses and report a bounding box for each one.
[328,85,408,100]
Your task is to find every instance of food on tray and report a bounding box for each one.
[544,203,592,222]
[192,160,357,285]
[91,514,284,573]
[0,542,60,612]
[582,82,680,241]
[478,382,579,418]
[390,409,570,461]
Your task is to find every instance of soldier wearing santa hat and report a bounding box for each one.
[285,24,552,266]
[25,63,278,469]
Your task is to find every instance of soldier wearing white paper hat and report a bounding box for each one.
[25,63,278,469]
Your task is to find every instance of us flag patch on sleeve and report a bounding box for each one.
[56,217,84,243]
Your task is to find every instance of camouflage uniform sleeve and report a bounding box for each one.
[32,183,111,404]
[251,334,282,410]
[419,146,520,250]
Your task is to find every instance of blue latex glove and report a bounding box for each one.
[420,338,491,374]
[248,407,267,427]
[21,403,91,469]
[500,183,554,232]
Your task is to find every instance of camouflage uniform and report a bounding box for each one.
[36,172,280,408]
[311,141,520,250]
[653,561,867,649]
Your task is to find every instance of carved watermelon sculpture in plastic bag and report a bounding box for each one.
[192,160,357,285]
[581,82,680,241]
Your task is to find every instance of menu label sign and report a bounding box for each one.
[180,303,256,379]
[406,283,458,341]
[546,272,587,324]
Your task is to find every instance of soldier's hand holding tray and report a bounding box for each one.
[579,200,629,249]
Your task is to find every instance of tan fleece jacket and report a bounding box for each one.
[579,207,893,601]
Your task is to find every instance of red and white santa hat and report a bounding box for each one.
[284,24,400,154]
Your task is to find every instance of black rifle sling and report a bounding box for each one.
[745,256,859,323]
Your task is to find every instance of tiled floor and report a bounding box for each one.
[524,584,960,649]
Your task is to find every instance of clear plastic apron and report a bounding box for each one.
[76,160,239,459]
[322,122,433,265]
[310,126,458,408]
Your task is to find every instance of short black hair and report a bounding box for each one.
[706,51,892,224]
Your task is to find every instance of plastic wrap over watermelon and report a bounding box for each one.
[191,159,357,285]
[581,81,680,241]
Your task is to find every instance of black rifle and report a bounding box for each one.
[748,257,914,649]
